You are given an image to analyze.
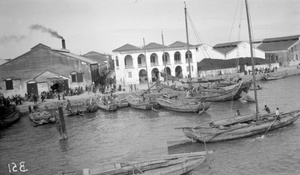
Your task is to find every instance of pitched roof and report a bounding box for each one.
[55,51,98,64]
[198,57,274,71]
[30,70,69,83]
[213,41,242,54]
[0,59,8,66]
[82,51,110,65]
[262,34,300,43]
[113,44,141,52]
[257,40,298,52]
[169,41,194,48]
[143,42,167,50]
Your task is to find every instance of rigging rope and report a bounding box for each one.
[187,12,211,59]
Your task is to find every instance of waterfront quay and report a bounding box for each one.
[1,74,300,175]
[15,64,300,115]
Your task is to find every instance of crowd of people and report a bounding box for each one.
[0,93,24,107]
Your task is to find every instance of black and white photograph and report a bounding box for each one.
[1,0,300,174]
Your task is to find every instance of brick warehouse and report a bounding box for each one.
[0,40,100,97]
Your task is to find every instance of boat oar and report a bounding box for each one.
[261,115,280,137]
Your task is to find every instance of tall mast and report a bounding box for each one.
[161,31,169,85]
[184,2,192,86]
[143,38,150,89]
[245,0,259,120]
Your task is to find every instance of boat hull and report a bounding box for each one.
[157,98,210,113]
[182,110,300,142]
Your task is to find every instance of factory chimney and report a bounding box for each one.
[62,39,66,49]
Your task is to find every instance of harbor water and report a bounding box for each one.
[1,75,300,175]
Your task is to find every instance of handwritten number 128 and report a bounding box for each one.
[8,161,28,173]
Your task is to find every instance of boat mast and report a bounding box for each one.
[143,38,150,89]
[245,0,259,120]
[184,2,192,87]
[161,31,169,85]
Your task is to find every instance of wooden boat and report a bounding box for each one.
[0,110,21,128]
[179,0,300,143]
[85,98,98,113]
[128,98,156,110]
[115,98,129,108]
[29,111,56,126]
[261,74,285,81]
[82,152,207,175]
[182,110,300,142]
[96,98,118,111]
[157,96,210,113]
[189,81,245,102]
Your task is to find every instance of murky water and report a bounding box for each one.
[1,75,300,175]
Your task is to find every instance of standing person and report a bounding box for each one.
[236,110,241,117]
[275,108,280,120]
[264,105,270,113]
[33,94,38,105]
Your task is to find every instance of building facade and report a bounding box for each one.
[0,41,99,96]
[112,41,224,86]
[257,35,300,66]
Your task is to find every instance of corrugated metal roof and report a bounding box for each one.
[82,51,110,64]
[257,40,298,51]
[213,41,242,48]
[213,47,236,54]
[56,51,98,64]
[262,34,300,43]
[213,41,242,54]
[112,44,141,52]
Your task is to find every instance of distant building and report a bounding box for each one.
[82,51,113,71]
[112,41,224,86]
[0,40,99,96]
[258,35,300,66]
[213,41,265,59]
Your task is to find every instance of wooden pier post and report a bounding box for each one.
[58,107,68,140]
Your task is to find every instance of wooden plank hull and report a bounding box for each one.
[182,110,300,142]
[261,75,285,81]
[0,110,21,128]
[97,103,118,111]
[157,98,211,113]
[87,154,206,175]
[128,99,155,110]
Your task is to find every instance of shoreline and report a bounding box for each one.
[16,65,300,115]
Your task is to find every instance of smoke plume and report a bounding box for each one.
[30,24,63,39]
[0,35,26,44]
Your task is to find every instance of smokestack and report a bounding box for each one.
[62,39,66,49]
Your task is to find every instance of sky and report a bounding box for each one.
[0,0,299,60]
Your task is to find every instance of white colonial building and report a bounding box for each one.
[112,41,224,86]
[213,41,265,59]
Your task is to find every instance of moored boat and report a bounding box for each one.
[261,74,285,81]
[0,110,21,128]
[182,110,300,142]
[157,95,210,113]
[96,98,118,111]
[128,98,155,110]
[82,152,207,175]
[29,111,56,126]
